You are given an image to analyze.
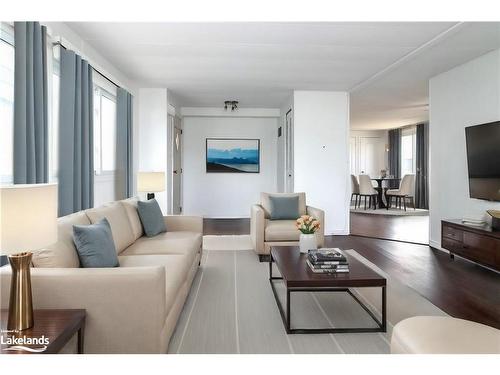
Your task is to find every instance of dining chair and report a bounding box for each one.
[358,174,378,210]
[350,174,360,208]
[386,174,415,211]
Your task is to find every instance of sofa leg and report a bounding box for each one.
[259,254,271,263]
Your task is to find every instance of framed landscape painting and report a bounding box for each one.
[206,138,260,173]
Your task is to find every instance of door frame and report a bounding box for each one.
[167,114,183,215]
[285,109,294,193]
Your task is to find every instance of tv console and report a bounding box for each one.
[441,219,500,271]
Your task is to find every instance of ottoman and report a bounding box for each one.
[391,316,500,354]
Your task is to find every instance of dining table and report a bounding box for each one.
[371,177,401,209]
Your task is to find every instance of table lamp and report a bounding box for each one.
[0,183,58,331]
[137,172,165,200]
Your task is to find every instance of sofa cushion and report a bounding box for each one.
[73,218,119,268]
[32,211,87,268]
[269,195,300,220]
[121,231,202,259]
[120,197,143,240]
[264,219,300,242]
[261,192,306,219]
[85,202,135,254]
[118,254,192,314]
[137,199,167,237]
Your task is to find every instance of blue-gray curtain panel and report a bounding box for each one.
[415,123,429,209]
[58,48,94,217]
[116,88,133,199]
[13,22,48,184]
[388,128,402,189]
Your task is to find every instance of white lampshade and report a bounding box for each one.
[0,183,58,255]
[137,172,165,193]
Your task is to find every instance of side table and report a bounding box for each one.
[0,309,86,354]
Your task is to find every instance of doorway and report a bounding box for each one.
[168,115,183,215]
[349,129,429,245]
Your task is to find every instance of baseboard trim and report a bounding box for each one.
[203,216,250,219]
[327,230,350,236]
[429,239,443,251]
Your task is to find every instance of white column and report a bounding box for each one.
[138,88,168,213]
[293,91,350,235]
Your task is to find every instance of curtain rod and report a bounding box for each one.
[53,41,121,89]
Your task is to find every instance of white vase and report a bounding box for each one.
[299,233,317,254]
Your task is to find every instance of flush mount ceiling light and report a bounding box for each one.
[224,101,238,111]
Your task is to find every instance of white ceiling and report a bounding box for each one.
[67,22,500,129]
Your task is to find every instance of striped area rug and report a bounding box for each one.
[168,245,447,354]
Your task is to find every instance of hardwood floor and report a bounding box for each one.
[204,218,250,235]
[350,212,429,244]
[203,218,500,329]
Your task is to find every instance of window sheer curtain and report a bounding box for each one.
[116,87,133,199]
[58,47,94,216]
[13,21,48,184]
[388,128,402,189]
[415,123,429,209]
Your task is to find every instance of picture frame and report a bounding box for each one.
[206,138,260,173]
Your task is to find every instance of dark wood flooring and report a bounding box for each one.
[203,218,500,329]
[350,212,429,245]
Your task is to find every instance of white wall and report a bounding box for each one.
[182,114,279,217]
[137,88,168,213]
[429,49,500,249]
[293,91,350,235]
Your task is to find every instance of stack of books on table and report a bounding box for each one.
[306,248,349,273]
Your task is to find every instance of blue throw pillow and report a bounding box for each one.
[73,218,119,268]
[137,199,167,237]
[269,195,300,220]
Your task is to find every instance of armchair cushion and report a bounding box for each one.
[260,192,306,219]
[269,195,300,220]
[264,219,300,242]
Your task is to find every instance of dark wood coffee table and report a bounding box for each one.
[269,246,387,334]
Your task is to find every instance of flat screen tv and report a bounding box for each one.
[465,121,500,201]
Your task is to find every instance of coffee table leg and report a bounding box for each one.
[286,288,291,334]
[269,254,272,280]
[381,286,387,332]
[77,325,85,354]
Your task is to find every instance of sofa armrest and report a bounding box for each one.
[164,215,203,233]
[307,205,325,247]
[0,266,167,354]
[251,204,266,254]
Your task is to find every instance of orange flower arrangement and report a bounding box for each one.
[296,215,320,234]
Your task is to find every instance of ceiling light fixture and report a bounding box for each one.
[224,100,238,111]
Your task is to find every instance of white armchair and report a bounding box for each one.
[250,192,325,261]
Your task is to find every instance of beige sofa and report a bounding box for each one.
[0,197,202,354]
[250,192,325,260]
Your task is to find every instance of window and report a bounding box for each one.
[401,127,416,176]
[93,84,117,175]
[0,24,14,184]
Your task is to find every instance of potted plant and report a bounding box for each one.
[296,215,321,254]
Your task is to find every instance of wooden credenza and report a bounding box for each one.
[441,220,500,271]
